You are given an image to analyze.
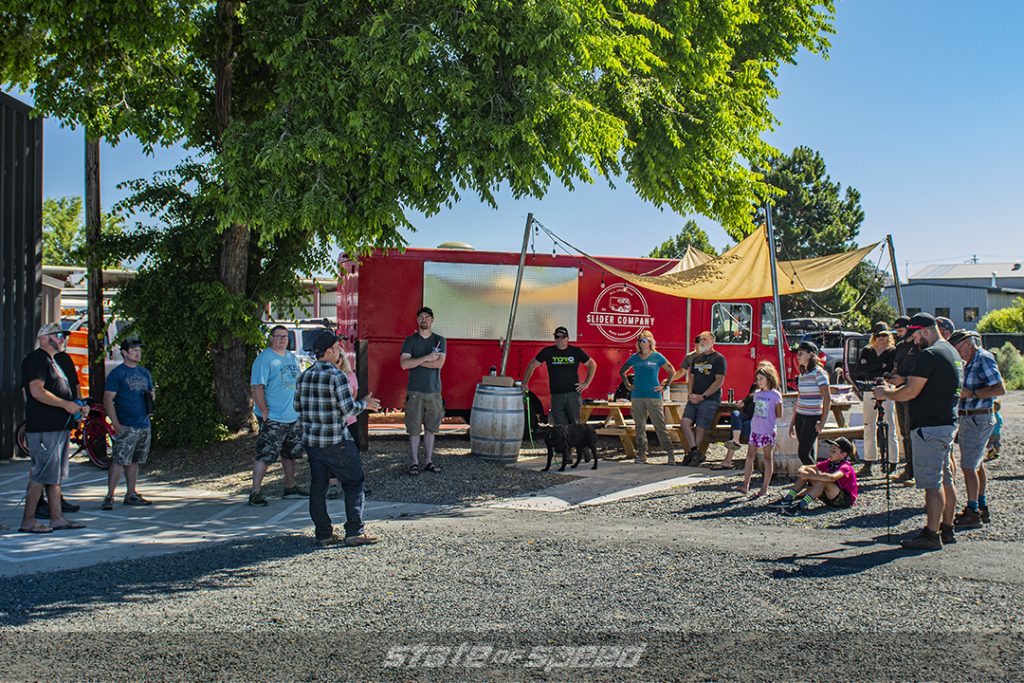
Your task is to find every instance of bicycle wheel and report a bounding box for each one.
[82,419,113,469]
[16,421,30,457]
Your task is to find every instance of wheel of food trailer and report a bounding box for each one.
[470,384,525,463]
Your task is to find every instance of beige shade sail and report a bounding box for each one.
[583,225,880,300]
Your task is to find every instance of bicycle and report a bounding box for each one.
[16,397,114,469]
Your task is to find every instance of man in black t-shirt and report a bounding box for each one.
[889,315,919,483]
[18,323,87,533]
[874,312,962,550]
[522,326,597,425]
[33,349,82,518]
[680,331,727,466]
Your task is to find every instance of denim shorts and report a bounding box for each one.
[958,413,995,472]
[683,399,721,429]
[911,425,956,490]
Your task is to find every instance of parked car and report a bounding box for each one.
[799,330,863,383]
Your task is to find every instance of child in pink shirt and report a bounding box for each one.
[769,437,859,515]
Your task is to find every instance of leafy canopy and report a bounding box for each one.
[42,196,125,267]
[977,297,1024,334]
[648,219,718,258]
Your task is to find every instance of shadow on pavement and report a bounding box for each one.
[762,534,910,579]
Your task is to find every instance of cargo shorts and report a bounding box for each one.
[255,418,305,464]
[111,425,152,466]
[958,412,996,472]
[28,430,71,485]
[405,391,444,435]
[912,424,956,490]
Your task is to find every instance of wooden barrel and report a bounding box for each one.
[470,384,524,463]
[669,383,689,403]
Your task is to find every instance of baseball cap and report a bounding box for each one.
[893,315,910,328]
[416,306,434,318]
[947,329,980,347]
[796,340,819,355]
[899,312,936,341]
[935,316,955,336]
[36,322,67,337]
[121,337,143,350]
[553,326,569,337]
[824,437,855,458]
[872,321,890,334]
[312,330,339,356]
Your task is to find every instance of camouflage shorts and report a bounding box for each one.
[255,419,305,464]
[111,425,152,467]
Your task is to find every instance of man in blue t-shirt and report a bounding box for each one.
[248,325,307,506]
[102,338,156,510]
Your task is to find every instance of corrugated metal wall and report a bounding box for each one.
[0,93,43,459]
[885,284,990,329]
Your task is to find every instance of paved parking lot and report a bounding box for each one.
[0,458,439,576]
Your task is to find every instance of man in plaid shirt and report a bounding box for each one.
[294,331,381,547]
[948,329,1005,528]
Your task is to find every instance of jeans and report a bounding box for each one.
[306,440,365,540]
[794,413,821,466]
[729,410,752,443]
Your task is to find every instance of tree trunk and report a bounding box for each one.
[84,135,106,405]
[209,0,254,432]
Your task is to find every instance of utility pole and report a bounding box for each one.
[886,234,905,316]
[84,134,106,402]
[500,213,533,376]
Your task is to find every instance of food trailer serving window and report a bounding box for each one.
[712,302,752,345]
[423,262,578,340]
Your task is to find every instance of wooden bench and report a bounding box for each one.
[595,422,686,458]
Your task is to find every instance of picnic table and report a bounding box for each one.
[581,400,688,458]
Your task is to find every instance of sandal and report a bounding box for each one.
[51,520,86,530]
[18,523,52,534]
[408,463,420,476]
[423,462,440,473]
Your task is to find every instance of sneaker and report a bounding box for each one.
[248,491,268,507]
[123,493,152,506]
[101,496,113,511]
[724,440,741,452]
[326,485,340,500]
[767,496,795,509]
[901,476,916,488]
[60,497,80,513]
[901,528,942,551]
[893,469,913,483]
[34,504,50,519]
[979,505,991,524]
[343,533,380,547]
[282,486,309,498]
[857,463,873,477]
[634,456,648,464]
[954,507,982,529]
[316,534,342,548]
[780,502,807,516]
[940,523,956,545]
[984,448,999,462]
[682,448,699,466]
[689,450,706,467]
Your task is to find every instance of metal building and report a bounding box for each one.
[885,262,1024,330]
[1,92,43,460]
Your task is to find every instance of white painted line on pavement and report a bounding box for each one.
[265,499,308,526]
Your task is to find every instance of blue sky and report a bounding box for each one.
[19,0,1024,276]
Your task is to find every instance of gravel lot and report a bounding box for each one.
[1,393,1022,681]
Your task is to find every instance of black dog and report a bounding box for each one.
[542,424,599,472]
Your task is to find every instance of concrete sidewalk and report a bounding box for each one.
[487,455,736,511]
[0,459,440,577]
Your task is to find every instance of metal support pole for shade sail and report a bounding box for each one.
[886,234,905,316]
[500,212,534,376]
[765,205,787,389]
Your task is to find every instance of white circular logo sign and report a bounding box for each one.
[586,283,655,343]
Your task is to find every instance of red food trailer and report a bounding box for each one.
[338,246,787,418]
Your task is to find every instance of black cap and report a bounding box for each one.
[893,315,910,328]
[900,312,936,341]
[312,330,338,356]
[872,321,890,334]
[824,437,855,457]
[796,340,819,355]
[416,306,434,318]
[947,329,979,347]
[553,326,569,337]
[121,338,143,350]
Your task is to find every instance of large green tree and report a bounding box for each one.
[4,0,836,434]
[648,219,718,259]
[743,146,894,330]
[42,196,125,267]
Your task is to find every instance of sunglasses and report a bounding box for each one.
[638,338,650,344]
[554,334,567,339]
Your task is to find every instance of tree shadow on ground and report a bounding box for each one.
[0,533,315,627]
[761,534,912,579]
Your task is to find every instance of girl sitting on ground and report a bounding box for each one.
[769,437,859,515]
[735,363,783,497]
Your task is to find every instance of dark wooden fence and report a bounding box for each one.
[1,92,43,459]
